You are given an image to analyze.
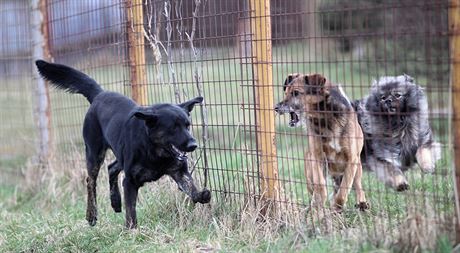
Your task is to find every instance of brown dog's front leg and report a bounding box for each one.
[123,177,139,229]
[171,169,211,204]
[352,161,369,211]
[334,160,359,212]
[305,152,327,209]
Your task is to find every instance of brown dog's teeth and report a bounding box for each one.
[289,112,299,127]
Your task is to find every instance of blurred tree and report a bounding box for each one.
[319,0,449,79]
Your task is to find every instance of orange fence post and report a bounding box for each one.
[250,0,279,202]
[450,0,460,242]
[126,0,148,105]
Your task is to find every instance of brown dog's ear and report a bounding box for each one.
[304,74,328,96]
[283,73,299,91]
[304,74,326,86]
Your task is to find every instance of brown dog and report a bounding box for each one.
[275,73,369,212]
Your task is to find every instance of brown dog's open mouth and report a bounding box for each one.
[289,112,299,127]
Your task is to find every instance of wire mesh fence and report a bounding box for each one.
[0,0,456,246]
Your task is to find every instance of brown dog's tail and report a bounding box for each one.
[35,60,103,103]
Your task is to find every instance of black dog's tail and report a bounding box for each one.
[35,60,103,103]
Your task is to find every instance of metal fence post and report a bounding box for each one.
[250,0,279,202]
[126,0,148,105]
[31,0,52,163]
[450,0,460,242]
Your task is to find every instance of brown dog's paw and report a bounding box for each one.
[355,202,370,211]
[396,182,410,192]
[332,206,344,214]
[332,202,344,213]
[194,189,211,204]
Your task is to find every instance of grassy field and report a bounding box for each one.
[0,44,456,252]
[0,154,455,252]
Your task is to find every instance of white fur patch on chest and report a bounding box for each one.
[328,138,342,152]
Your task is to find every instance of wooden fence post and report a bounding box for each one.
[250,0,279,202]
[126,0,148,105]
[31,0,52,163]
[450,0,460,242]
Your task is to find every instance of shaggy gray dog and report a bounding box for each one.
[353,74,441,191]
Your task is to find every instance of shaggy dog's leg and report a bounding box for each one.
[368,157,409,191]
[416,143,441,174]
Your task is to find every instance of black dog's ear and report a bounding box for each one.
[179,96,203,113]
[130,107,158,125]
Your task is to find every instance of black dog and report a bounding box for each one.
[35,60,211,228]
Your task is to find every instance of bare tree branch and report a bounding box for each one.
[164,1,181,103]
[186,0,210,187]
[143,0,165,82]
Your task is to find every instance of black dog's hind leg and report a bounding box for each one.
[123,177,139,229]
[84,117,108,226]
[85,143,107,226]
[108,161,122,213]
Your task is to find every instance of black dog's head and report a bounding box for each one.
[366,75,423,116]
[130,96,203,157]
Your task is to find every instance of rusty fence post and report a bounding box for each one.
[125,0,148,105]
[31,0,52,163]
[250,0,279,203]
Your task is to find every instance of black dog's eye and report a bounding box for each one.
[292,91,300,97]
[394,93,402,99]
[380,95,386,101]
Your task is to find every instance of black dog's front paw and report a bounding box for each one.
[193,189,211,204]
[86,214,97,226]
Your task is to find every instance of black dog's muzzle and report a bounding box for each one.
[169,144,188,161]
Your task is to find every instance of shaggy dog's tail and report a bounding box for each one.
[35,60,103,103]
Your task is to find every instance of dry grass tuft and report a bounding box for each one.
[392,200,456,252]
[362,198,456,252]
[22,147,108,206]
